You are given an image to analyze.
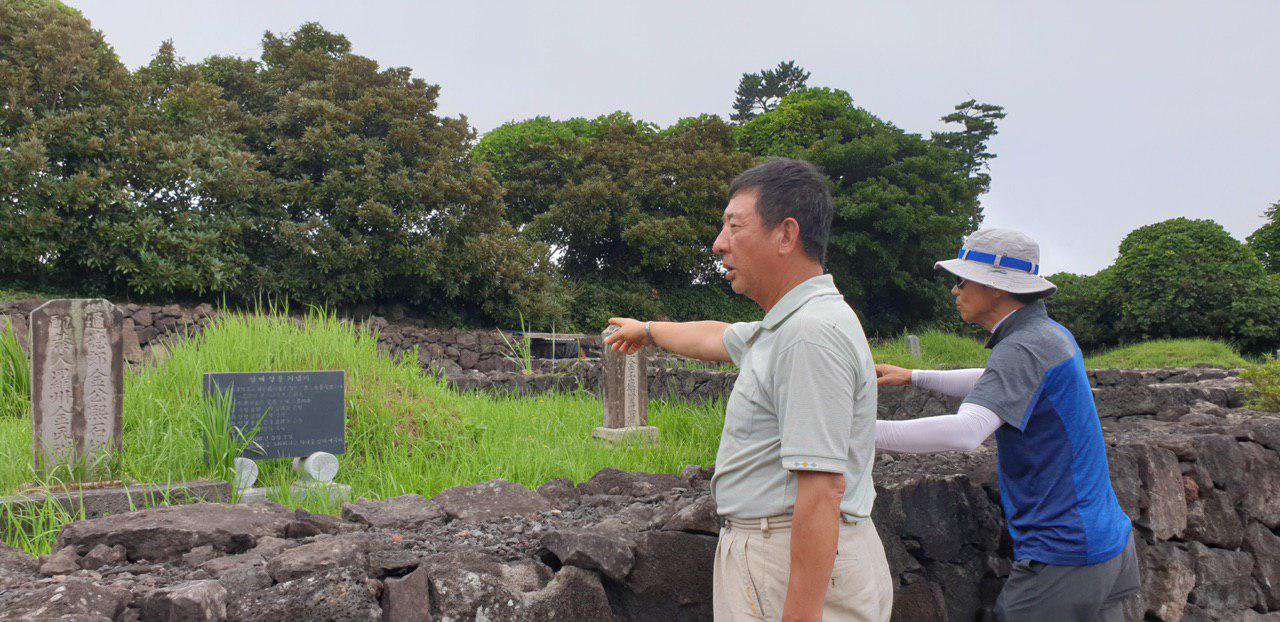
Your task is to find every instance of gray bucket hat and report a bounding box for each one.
[934,228,1057,295]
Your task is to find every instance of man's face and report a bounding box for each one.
[712,191,775,300]
[951,278,1001,324]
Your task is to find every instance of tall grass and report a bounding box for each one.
[0,318,29,420]
[871,329,990,370]
[0,307,723,552]
[1240,356,1280,412]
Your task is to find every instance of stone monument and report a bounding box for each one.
[593,326,658,445]
[204,371,350,503]
[29,299,123,471]
[907,334,922,360]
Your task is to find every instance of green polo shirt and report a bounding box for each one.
[711,274,877,520]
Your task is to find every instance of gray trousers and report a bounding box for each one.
[994,533,1141,622]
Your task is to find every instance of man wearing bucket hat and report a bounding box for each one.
[874,228,1140,621]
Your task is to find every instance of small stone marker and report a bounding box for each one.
[593,326,658,446]
[907,334,922,360]
[202,371,345,460]
[293,451,340,483]
[29,299,123,471]
[233,457,259,492]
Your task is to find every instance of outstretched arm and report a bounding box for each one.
[875,404,1002,453]
[912,368,985,397]
[604,318,731,363]
[874,364,984,398]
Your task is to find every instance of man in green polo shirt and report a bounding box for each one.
[606,158,892,621]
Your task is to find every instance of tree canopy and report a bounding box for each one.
[730,61,810,124]
[1248,201,1280,275]
[1051,218,1280,353]
[478,113,753,286]
[0,10,563,325]
[735,88,1003,334]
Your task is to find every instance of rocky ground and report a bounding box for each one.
[0,379,1277,620]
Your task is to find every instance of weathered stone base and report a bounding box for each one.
[592,426,659,446]
[0,480,229,523]
[238,482,351,505]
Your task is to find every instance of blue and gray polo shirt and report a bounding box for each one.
[964,301,1131,566]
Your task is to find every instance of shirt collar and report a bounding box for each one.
[985,301,1048,349]
[760,274,843,330]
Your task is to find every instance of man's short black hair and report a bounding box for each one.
[1011,290,1053,304]
[728,157,833,264]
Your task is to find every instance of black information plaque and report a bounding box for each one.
[202,371,345,460]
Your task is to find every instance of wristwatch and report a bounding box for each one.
[644,321,654,344]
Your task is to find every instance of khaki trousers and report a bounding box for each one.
[713,516,893,621]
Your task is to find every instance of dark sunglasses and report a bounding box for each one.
[954,278,970,290]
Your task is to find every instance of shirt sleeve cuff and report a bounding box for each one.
[781,455,847,473]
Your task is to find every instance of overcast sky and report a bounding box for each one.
[69,1,1279,276]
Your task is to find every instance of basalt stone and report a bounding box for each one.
[181,545,219,568]
[0,578,129,620]
[1138,542,1195,621]
[1241,442,1280,528]
[431,478,551,522]
[535,477,581,510]
[212,565,271,598]
[611,530,717,621]
[578,468,684,498]
[80,543,127,571]
[541,529,635,582]
[341,494,446,531]
[266,533,373,584]
[57,502,299,563]
[526,566,614,621]
[891,474,1002,563]
[661,496,720,535]
[418,551,550,620]
[227,567,382,622]
[1192,434,1248,491]
[1109,443,1186,540]
[1245,522,1280,610]
[199,552,264,579]
[286,507,365,538]
[891,580,949,622]
[1188,542,1263,614]
[380,563,431,622]
[38,545,80,576]
[0,542,38,578]
[679,464,714,487]
[139,579,227,622]
[1185,489,1244,549]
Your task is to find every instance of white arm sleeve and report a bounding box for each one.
[911,368,985,398]
[875,403,1003,453]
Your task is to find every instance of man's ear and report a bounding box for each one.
[777,217,801,255]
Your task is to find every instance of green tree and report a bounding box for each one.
[478,113,752,286]
[1110,218,1280,352]
[0,3,263,297]
[1247,201,1280,275]
[1043,270,1120,349]
[932,99,1007,196]
[201,23,566,324]
[736,88,999,334]
[730,61,810,124]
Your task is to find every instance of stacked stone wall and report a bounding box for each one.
[2,411,1277,620]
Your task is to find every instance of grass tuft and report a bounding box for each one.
[0,319,28,420]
